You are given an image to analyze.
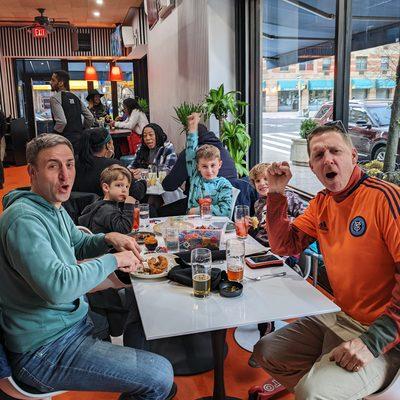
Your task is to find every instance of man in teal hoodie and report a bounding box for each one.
[0,134,173,399]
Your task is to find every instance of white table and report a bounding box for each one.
[131,217,340,399]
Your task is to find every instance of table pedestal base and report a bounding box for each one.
[196,329,241,400]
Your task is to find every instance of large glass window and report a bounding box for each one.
[349,0,400,164]
[67,62,88,104]
[261,0,335,180]
[116,61,135,113]
[92,62,113,115]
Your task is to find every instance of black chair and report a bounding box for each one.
[4,118,30,166]
[62,192,99,224]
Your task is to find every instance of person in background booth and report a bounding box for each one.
[50,70,94,153]
[86,89,110,121]
[128,123,177,180]
[0,133,174,400]
[73,128,146,202]
[253,124,400,399]
[110,98,149,155]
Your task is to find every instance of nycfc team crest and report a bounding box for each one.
[349,216,366,237]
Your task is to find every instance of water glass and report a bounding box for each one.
[191,248,212,298]
[226,239,245,283]
[234,205,250,240]
[200,203,212,220]
[140,169,149,181]
[165,227,179,253]
[139,203,150,228]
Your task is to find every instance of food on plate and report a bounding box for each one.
[144,235,158,251]
[145,256,169,275]
[129,231,155,245]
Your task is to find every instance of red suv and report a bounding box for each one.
[314,101,398,162]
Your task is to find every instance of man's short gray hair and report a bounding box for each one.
[26,134,74,164]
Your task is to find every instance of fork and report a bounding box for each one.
[246,272,286,281]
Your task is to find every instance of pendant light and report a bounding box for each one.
[84,62,98,81]
[109,65,123,81]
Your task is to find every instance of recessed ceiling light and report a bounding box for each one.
[93,11,100,17]
[96,0,103,4]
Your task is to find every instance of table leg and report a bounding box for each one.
[197,329,240,400]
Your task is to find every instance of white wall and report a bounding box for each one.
[147,0,236,151]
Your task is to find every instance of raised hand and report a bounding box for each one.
[266,161,293,194]
[187,113,201,134]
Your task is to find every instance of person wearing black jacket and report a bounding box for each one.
[159,123,237,216]
[73,128,146,201]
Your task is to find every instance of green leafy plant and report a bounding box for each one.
[173,102,202,134]
[202,84,246,133]
[221,120,252,176]
[299,118,318,139]
[137,98,149,114]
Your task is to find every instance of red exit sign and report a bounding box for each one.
[32,27,47,38]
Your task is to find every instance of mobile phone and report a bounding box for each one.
[245,254,284,269]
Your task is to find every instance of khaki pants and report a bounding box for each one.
[254,312,400,400]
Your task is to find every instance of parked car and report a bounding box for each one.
[314,100,399,162]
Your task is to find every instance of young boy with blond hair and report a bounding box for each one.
[186,114,233,217]
[249,162,305,246]
[78,164,137,234]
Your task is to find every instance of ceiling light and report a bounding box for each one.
[93,11,100,17]
[96,0,104,4]
[85,65,98,81]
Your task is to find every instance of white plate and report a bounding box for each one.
[130,253,178,279]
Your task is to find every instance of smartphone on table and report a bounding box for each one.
[245,254,284,269]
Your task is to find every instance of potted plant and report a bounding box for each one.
[290,118,318,166]
[173,102,202,134]
[221,120,252,176]
[202,84,246,134]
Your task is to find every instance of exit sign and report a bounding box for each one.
[32,27,47,38]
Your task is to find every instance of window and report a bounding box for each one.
[356,57,368,71]
[67,62,88,105]
[299,61,314,71]
[381,56,389,71]
[92,62,113,116]
[322,58,332,71]
[280,66,289,72]
[349,108,370,124]
[116,62,135,113]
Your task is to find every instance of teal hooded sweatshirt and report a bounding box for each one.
[0,190,118,353]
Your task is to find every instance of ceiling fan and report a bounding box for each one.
[17,8,75,34]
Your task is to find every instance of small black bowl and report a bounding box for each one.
[219,281,243,298]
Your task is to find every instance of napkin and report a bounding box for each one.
[167,266,227,292]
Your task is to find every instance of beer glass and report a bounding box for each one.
[226,238,245,282]
[234,205,250,240]
[191,248,212,298]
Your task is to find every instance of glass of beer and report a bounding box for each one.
[234,205,250,240]
[191,248,212,298]
[226,239,245,282]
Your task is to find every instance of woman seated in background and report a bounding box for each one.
[86,89,110,121]
[110,98,149,154]
[73,127,146,202]
[128,123,177,178]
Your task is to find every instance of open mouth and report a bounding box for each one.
[59,185,69,192]
[325,172,337,180]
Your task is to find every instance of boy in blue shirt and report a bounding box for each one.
[186,113,233,217]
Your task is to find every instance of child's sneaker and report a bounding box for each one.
[248,378,286,399]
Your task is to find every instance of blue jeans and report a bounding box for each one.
[8,318,173,400]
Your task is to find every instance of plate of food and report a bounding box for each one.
[128,231,156,245]
[131,253,179,279]
[153,218,194,235]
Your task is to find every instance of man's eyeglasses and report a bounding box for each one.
[324,120,348,135]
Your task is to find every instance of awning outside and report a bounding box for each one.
[376,78,396,89]
[351,79,375,89]
[277,80,301,91]
[308,80,334,90]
